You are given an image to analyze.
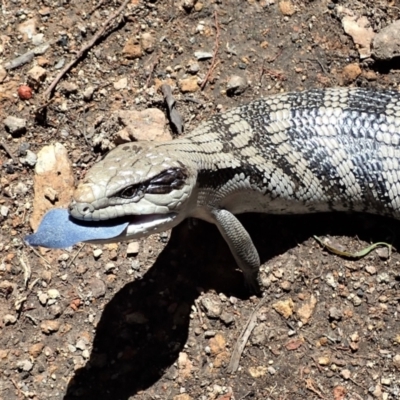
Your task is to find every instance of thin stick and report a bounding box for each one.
[227,295,268,373]
[201,11,220,90]
[42,0,133,99]
[0,141,17,163]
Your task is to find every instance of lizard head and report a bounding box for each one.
[69,141,198,241]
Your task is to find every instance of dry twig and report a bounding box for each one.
[227,295,268,373]
[201,11,220,90]
[42,0,134,99]
[0,141,17,163]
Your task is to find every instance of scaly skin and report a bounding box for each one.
[69,87,400,289]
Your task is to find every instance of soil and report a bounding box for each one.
[1,1,400,399]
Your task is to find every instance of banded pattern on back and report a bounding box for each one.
[170,87,400,218]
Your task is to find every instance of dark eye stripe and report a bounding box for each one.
[117,168,188,199]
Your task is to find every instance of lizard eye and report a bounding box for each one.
[120,185,139,199]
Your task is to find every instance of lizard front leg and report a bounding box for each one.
[211,209,261,292]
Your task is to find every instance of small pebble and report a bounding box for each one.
[60,81,78,94]
[18,85,32,100]
[54,58,65,69]
[47,288,60,299]
[83,85,96,101]
[126,242,139,256]
[38,292,48,305]
[141,32,155,53]
[93,248,103,259]
[226,75,248,96]
[194,51,213,60]
[40,320,61,334]
[1,206,9,217]
[21,150,37,167]
[340,369,351,379]
[87,277,106,298]
[17,360,33,372]
[4,115,27,135]
[27,65,47,89]
[114,77,128,90]
[267,366,276,375]
[200,296,222,318]
[3,314,17,325]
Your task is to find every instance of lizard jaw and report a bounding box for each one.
[84,212,180,244]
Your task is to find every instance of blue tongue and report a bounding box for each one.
[25,209,129,249]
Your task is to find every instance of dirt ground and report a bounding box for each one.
[1,0,400,399]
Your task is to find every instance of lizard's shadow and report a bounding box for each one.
[64,212,400,400]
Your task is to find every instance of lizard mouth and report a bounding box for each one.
[83,212,178,245]
[25,209,178,249]
[106,212,178,242]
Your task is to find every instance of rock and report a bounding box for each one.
[113,77,128,90]
[21,150,37,167]
[226,75,248,96]
[373,20,400,61]
[341,14,374,59]
[141,32,155,53]
[38,292,48,305]
[200,296,222,318]
[328,306,343,321]
[126,241,139,256]
[279,1,295,16]
[340,369,351,379]
[55,58,65,69]
[219,311,234,325]
[178,76,199,93]
[187,61,200,74]
[32,33,44,46]
[40,320,61,334]
[18,85,33,100]
[393,354,400,369]
[251,323,267,345]
[117,108,171,142]
[0,65,7,82]
[3,314,17,325]
[27,65,47,89]
[87,278,106,299]
[60,82,78,95]
[123,38,143,59]
[296,294,317,324]
[30,143,75,231]
[29,343,44,358]
[272,298,294,319]
[182,0,197,11]
[83,85,96,101]
[1,206,9,217]
[17,359,33,372]
[209,333,226,355]
[365,265,377,275]
[341,63,361,84]
[18,18,37,39]
[268,366,276,375]
[194,51,213,60]
[47,289,60,299]
[173,394,193,400]
[93,248,103,258]
[4,115,27,135]
[248,365,268,377]
[37,56,49,67]
[318,355,330,365]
